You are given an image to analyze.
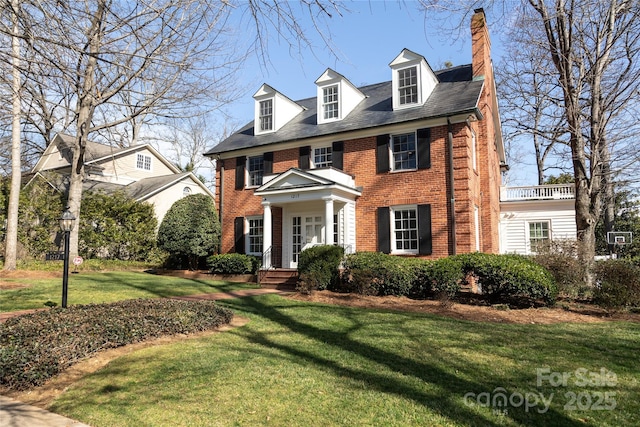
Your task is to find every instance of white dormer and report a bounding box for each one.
[253,84,305,135]
[389,49,439,110]
[315,68,366,124]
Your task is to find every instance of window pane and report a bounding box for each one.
[259,99,273,131]
[393,208,418,253]
[314,146,333,168]
[323,85,339,119]
[248,218,263,254]
[248,156,264,186]
[392,133,417,170]
[398,67,418,105]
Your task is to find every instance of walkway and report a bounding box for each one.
[0,287,293,427]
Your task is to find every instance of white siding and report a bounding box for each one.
[500,199,576,255]
[145,178,210,227]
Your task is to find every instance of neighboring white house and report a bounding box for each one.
[27,133,215,225]
[499,183,577,255]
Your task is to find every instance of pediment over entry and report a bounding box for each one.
[255,168,361,202]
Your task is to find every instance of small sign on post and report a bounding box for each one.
[72,256,83,274]
[45,252,64,261]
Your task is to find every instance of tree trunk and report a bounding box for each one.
[4,0,22,271]
[66,0,106,258]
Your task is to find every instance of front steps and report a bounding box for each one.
[259,268,298,290]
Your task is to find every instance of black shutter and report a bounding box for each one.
[377,207,391,254]
[234,217,245,254]
[235,156,246,190]
[376,134,390,173]
[299,146,310,169]
[263,152,273,174]
[418,204,432,255]
[417,128,431,169]
[332,141,343,170]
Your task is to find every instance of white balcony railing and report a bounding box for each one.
[500,184,575,202]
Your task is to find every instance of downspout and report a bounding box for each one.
[447,118,457,255]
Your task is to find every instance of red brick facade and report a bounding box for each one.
[213,9,503,262]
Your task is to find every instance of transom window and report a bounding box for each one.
[529,221,550,253]
[247,156,264,187]
[323,85,339,120]
[398,66,418,105]
[392,133,417,170]
[313,146,332,168]
[392,206,418,253]
[247,217,263,255]
[136,154,152,171]
[259,99,273,131]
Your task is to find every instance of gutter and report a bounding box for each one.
[447,118,457,255]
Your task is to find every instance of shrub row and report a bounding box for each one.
[341,252,558,305]
[207,253,260,274]
[0,299,233,391]
[297,245,345,293]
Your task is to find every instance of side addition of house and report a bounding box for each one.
[205,9,507,270]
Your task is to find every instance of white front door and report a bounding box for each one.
[291,215,324,267]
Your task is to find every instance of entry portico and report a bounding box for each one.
[256,167,361,269]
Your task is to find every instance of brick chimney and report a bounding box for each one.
[471,8,491,81]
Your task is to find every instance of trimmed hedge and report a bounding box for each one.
[207,253,259,274]
[455,253,558,305]
[593,259,640,309]
[342,252,557,306]
[0,299,233,391]
[297,245,345,292]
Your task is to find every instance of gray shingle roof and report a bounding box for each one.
[206,64,482,156]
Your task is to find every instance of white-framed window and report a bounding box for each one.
[391,205,418,254]
[528,221,551,253]
[247,156,264,187]
[259,99,273,132]
[136,153,152,171]
[391,132,417,171]
[398,66,418,105]
[322,85,339,120]
[247,216,263,255]
[313,146,332,168]
[183,187,192,197]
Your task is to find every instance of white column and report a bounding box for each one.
[262,200,272,269]
[323,197,334,245]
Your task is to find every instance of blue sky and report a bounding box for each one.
[221,2,540,185]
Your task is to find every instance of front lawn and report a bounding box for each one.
[0,271,258,312]
[49,294,640,427]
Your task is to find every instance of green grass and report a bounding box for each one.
[47,295,640,427]
[0,271,259,311]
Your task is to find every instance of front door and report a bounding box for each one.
[291,215,323,267]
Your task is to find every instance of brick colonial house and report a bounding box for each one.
[205,9,507,273]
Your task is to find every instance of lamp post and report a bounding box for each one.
[59,207,76,308]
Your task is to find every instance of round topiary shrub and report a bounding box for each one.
[297,245,345,292]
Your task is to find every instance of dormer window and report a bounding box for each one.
[390,49,439,111]
[315,68,365,125]
[323,85,339,120]
[398,67,418,105]
[253,84,303,135]
[259,99,273,131]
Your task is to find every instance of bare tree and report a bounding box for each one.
[2,0,23,270]
[419,0,640,285]
[496,16,570,185]
[1,0,344,260]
